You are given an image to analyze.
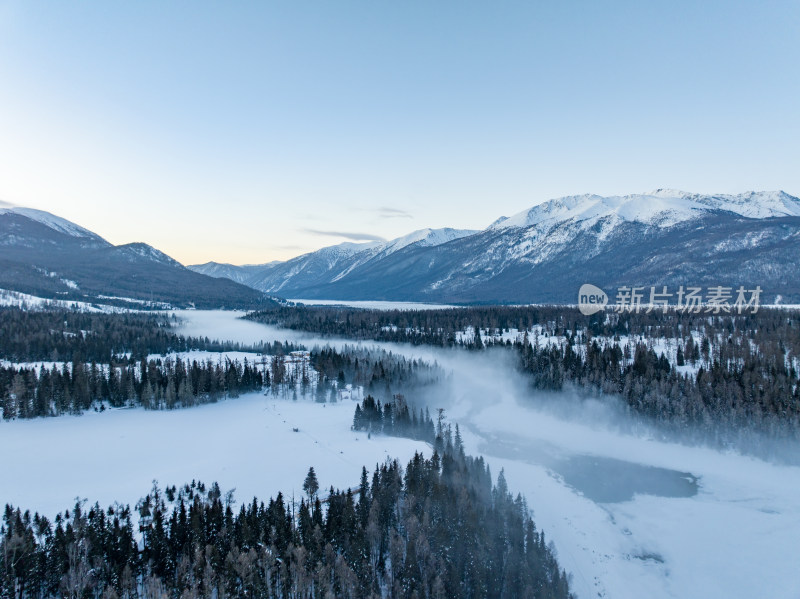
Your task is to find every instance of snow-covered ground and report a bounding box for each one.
[0,288,118,312]
[5,309,798,599]
[0,288,155,312]
[0,393,427,520]
[431,348,800,599]
[452,393,800,599]
[166,311,800,599]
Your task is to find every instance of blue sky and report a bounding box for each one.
[1,1,798,264]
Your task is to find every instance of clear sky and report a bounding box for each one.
[1,1,798,265]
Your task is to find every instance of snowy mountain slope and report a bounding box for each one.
[191,261,281,284]
[188,227,478,293]
[0,206,106,241]
[0,207,271,309]
[115,242,185,268]
[491,190,800,231]
[198,190,800,303]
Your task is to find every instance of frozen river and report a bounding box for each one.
[174,310,800,599]
[3,309,797,599]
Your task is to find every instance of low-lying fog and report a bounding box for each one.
[175,310,800,599]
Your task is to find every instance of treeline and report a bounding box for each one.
[248,305,479,346]
[0,453,572,598]
[353,394,436,442]
[1,357,268,419]
[247,304,595,346]
[2,345,445,420]
[0,308,301,363]
[251,305,800,444]
[312,347,444,403]
[522,337,800,448]
[248,304,800,358]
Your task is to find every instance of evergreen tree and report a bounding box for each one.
[303,467,319,501]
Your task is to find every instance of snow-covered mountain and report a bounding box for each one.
[190,261,281,285]
[0,207,271,308]
[491,190,800,231]
[6,191,799,306]
[194,190,800,303]
[189,227,478,293]
[0,206,106,241]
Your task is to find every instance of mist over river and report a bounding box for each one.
[172,309,800,599]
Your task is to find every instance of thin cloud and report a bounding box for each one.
[303,229,386,242]
[0,198,15,208]
[272,244,307,251]
[376,207,413,219]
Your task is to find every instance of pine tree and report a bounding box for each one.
[303,467,319,501]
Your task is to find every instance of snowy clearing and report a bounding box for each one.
[0,393,428,520]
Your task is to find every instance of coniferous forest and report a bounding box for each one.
[0,447,572,599]
[0,308,445,420]
[249,305,800,447]
[0,309,298,364]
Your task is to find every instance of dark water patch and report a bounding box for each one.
[556,455,699,503]
[475,431,699,504]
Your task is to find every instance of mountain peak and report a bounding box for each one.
[491,190,800,231]
[647,188,693,198]
[0,206,106,242]
[116,242,185,268]
[381,227,478,254]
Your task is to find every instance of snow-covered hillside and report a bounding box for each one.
[491,189,800,231]
[185,190,800,303]
[0,288,138,312]
[377,227,478,253]
[189,227,478,294]
[0,206,104,240]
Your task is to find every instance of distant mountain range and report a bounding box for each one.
[3,190,800,308]
[0,207,273,309]
[189,190,800,304]
[190,227,478,296]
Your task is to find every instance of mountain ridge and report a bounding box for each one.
[189,190,800,303]
[0,209,272,309]
[3,191,799,306]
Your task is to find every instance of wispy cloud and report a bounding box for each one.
[272,244,308,251]
[0,198,15,208]
[303,229,386,242]
[376,206,413,219]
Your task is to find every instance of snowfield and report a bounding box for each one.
[3,309,799,599]
[0,288,172,312]
[451,395,800,599]
[167,311,800,599]
[0,393,428,522]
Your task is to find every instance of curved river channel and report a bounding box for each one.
[171,309,800,599]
